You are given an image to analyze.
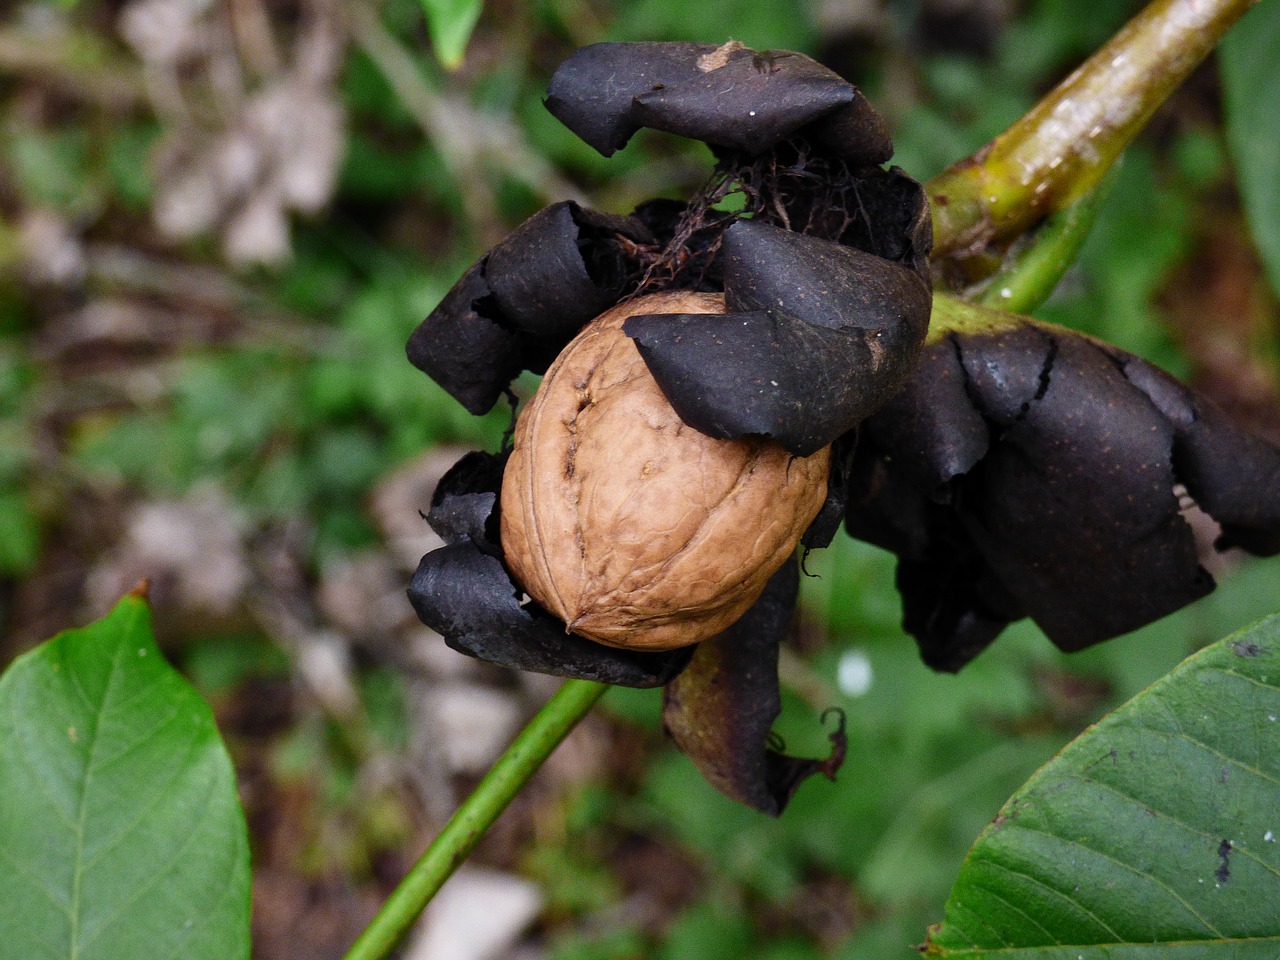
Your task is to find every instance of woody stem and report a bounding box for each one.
[926,0,1258,261]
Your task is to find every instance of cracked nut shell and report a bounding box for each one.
[501,291,831,651]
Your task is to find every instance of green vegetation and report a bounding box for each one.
[1,0,1278,958]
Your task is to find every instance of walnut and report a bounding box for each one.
[501,291,831,651]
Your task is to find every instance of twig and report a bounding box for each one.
[227,0,284,78]
[975,164,1120,314]
[927,0,1257,262]
[249,523,362,725]
[341,678,609,960]
[0,28,147,108]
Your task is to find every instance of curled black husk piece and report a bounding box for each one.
[406,201,654,415]
[404,260,529,417]
[663,559,847,815]
[485,203,655,338]
[846,302,1280,672]
[618,157,932,454]
[545,41,892,163]
[409,544,693,686]
[425,449,507,551]
[625,218,931,455]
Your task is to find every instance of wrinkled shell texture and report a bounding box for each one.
[502,291,831,651]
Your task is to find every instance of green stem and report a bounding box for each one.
[976,163,1119,314]
[927,0,1257,261]
[342,678,610,960]
[926,292,1024,344]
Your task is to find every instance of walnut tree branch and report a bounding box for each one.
[927,0,1258,263]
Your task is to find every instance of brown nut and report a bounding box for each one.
[500,291,831,651]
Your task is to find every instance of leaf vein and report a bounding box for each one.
[1002,819,1223,939]
[1073,771,1280,884]
[72,782,225,955]
[976,856,1122,942]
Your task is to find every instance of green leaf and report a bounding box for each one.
[605,0,817,53]
[661,901,755,960]
[1221,1,1280,301]
[926,613,1280,957]
[419,0,483,70]
[0,594,251,960]
[0,489,40,575]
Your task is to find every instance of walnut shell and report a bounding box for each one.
[501,291,831,651]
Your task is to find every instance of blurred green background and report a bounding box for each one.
[1,0,1278,958]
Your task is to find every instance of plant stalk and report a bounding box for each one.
[342,678,610,960]
[927,0,1258,260]
[974,164,1119,314]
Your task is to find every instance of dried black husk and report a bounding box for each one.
[412,42,929,432]
[424,449,508,552]
[802,432,859,550]
[409,544,693,687]
[806,95,896,167]
[625,219,932,455]
[406,201,654,415]
[546,41,892,163]
[847,304,1280,671]
[486,202,655,338]
[1107,352,1280,556]
[405,40,935,810]
[663,558,847,814]
[631,50,863,154]
[620,154,932,456]
[404,260,531,417]
[545,42,728,156]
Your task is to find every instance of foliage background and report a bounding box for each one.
[0,0,1277,958]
